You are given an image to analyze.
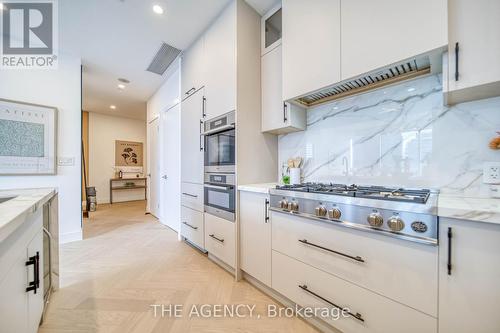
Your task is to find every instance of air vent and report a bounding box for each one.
[295,57,432,107]
[146,42,181,75]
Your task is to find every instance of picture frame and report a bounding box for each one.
[0,98,58,175]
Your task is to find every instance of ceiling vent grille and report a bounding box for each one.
[146,42,181,75]
[295,57,431,107]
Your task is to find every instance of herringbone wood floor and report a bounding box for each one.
[39,201,318,333]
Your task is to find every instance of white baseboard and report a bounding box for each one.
[60,230,83,244]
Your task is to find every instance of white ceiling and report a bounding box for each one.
[245,0,280,15]
[60,0,233,120]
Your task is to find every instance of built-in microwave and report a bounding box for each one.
[203,111,235,173]
[204,172,235,221]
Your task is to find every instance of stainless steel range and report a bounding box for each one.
[269,183,439,245]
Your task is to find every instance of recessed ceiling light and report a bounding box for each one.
[117,84,126,90]
[110,105,116,110]
[153,4,164,14]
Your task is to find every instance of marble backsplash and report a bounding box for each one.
[279,74,500,197]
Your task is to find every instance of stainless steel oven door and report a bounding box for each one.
[204,183,235,222]
[204,128,235,173]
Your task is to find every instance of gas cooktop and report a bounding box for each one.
[275,183,431,204]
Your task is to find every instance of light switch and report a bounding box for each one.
[58,157,75,166]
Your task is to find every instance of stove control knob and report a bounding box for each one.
[367,212,384,227]
[289,201,299,212]
[328,208,342,220]
[387,216,405,232]
[280,199,289,209]
[315,205,327,217]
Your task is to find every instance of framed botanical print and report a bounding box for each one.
[115,140,143,167]
[0,98,58,175]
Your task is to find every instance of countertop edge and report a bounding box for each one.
[237,183,277,195]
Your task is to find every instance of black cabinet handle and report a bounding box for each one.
[283,102,288,123]
[299,284,364,322]
[185,87,196,96]
[182,221,198,230]
[209,234,224,243]
[447,227,452,275]
[25,252,40,294]
[181,192,198,198]
[455,42,459,81]
[202,96,207,118]
[299,239,365,263]
[265,199,270,223]
[199,120,204,151]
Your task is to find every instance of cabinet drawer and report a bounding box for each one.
[272,251,437,333]
[181,182,204,212]
[181,206,204,250]
[271,210,438,316]
[205,213,235,269]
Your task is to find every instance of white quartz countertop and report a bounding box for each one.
[238,183,278,194]
[0,188,57,243]
[437,195,500,225]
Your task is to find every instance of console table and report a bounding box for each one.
[109,177,147,204]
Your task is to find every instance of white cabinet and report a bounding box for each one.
[180,205,205,250]
[282,0,341,100]
[444,0,500,105]
[181,36,205,99]
[205,213,235,269]
[438,218,500,333]
[204,1,236,119]
[26,230,44,333]
[239,191,271,286]
[273,251,437,333]
[261,4,282,56]
[261,44,306,134]
[0,209,44,333]
[340,0,447,80]
[271,210,438,316]
[180,89,205,185]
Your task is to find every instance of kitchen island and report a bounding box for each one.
[0,188,59,333]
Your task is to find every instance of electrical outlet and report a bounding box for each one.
[483,162,500,184]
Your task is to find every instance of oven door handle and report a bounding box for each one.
[202,124,235,136]
[204,184,234,190]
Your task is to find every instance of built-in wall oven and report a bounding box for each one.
[204,173,235,221]
[203,111,236,221]
[204,111,235,173]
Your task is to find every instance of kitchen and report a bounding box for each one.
[1,0,500,332]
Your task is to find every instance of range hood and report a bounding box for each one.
[293,54,441,108]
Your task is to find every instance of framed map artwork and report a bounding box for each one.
[0,99,58,175]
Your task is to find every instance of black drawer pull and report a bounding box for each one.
[209,234,224,243]
[299,284,364,323]
[182,192,198,198]
[265,199,270,223]
[25,252,40,294]
[447,227,452,275]
[299,239,365,263]
[454,42,459,81]
[182,222,198,230]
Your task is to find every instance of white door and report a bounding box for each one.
[148,118,160,217]
[261,45,285,132]
[160,104,181,232]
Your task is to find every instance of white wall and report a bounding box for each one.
[88,112,147,204]
[0,54,83,244]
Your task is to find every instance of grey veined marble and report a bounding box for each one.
[279,74,500,197]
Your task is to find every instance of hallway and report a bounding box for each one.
[39,202,317,333]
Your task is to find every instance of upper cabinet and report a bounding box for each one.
[204,2,237,119]
[261,44,306,134]
[261,5,282,55]
[444,0,500,105]
[282,0,341,101]
[181,36,205,99]
[341,0,448,80]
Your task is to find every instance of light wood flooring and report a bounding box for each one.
[39,201,318,333]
